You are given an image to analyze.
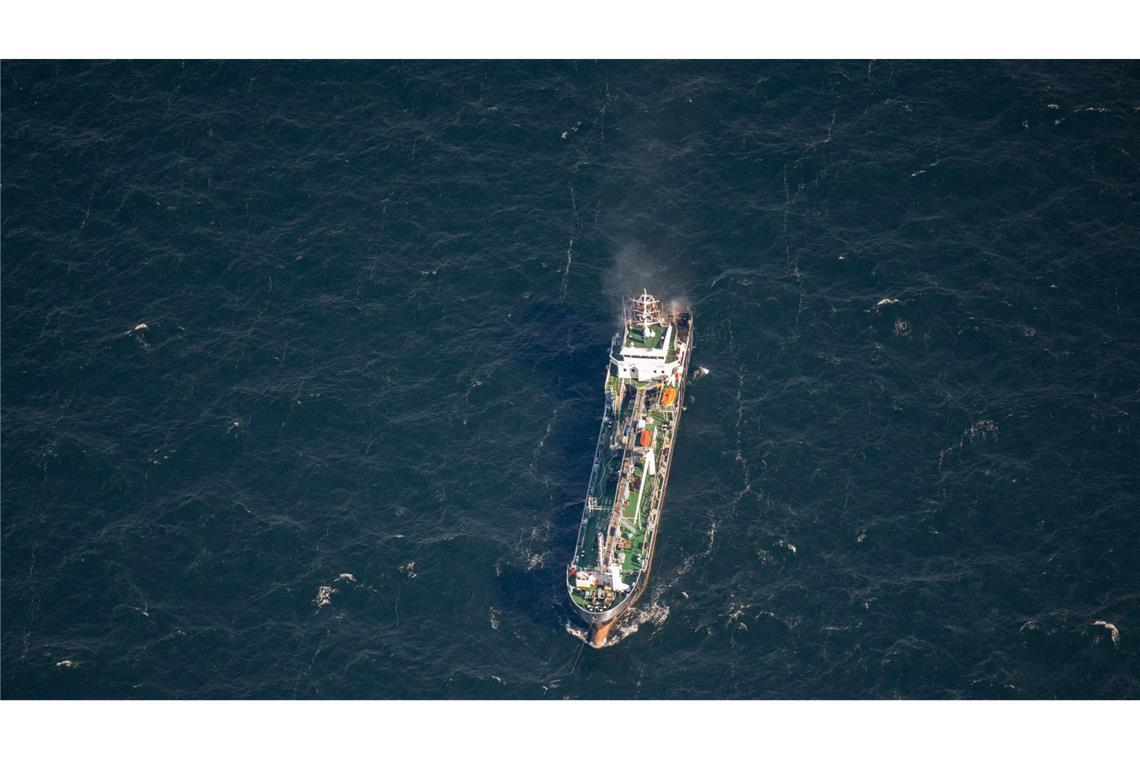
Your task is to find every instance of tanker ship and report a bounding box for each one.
[566,291,693,647]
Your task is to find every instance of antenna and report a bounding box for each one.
[631,290,662,328]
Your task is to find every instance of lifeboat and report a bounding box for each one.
[661,386,677,406]
[639,428,652,447]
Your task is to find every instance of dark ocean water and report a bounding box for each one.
[3,60,1139,699]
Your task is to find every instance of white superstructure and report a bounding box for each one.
[611,291,682,381]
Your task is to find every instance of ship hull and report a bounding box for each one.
[574,312,693,646]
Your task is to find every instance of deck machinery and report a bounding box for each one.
[567,291,693,647]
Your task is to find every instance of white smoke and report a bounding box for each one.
[602,241,691,324]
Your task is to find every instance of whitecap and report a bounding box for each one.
[776,539,797,555]
[564,620,589,642]
[602,598,671,647]
[1093,620,1120,646]
[964,419,998,443]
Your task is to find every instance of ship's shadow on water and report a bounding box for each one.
[492,560,569,632]
[502,296,618,394]
[490,296,618,635]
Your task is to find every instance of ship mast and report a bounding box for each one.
[631,289,662,329]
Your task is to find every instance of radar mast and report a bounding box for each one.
[631,290,662,329]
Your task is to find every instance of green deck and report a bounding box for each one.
[623,323,665,351]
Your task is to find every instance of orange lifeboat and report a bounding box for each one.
[661,386,677,406]
[639,428,652,447]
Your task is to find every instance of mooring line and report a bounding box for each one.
[568,636,588,676]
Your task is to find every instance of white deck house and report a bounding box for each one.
[611,291,681,382]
